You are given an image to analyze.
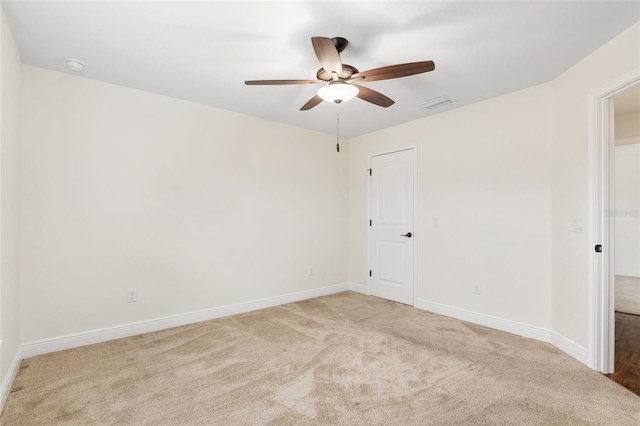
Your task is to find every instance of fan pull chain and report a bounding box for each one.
[336,106,340,152]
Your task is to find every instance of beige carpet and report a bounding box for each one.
[616,275,640,316]
[2,292,639,425]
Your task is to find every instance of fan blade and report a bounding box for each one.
[351,61,435,82]
[354,85,395,108]
[311,37,343,77]
[245,79,321,85]
[300,95,323,111]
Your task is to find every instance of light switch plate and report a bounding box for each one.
[572,218,584,233]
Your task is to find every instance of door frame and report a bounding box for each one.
[367,146,418,306]
[588,69,640,373]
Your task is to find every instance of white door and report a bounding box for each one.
[369,149,415,305]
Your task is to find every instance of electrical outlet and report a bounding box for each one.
[309,267,314,276]
[128,289,137,303]
[473,284,481,295]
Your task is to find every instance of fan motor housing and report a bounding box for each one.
[316,64,359,81]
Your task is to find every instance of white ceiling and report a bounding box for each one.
[3,1,640,138]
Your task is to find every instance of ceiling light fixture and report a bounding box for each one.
[318,82,359,104]
[65,59,85,72]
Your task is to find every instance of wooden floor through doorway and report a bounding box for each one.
[606,311,640,396]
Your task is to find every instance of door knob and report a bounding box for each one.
[401,232,412,238]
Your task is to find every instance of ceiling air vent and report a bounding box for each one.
[419,96,455,110]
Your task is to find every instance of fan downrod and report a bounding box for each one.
[331,37,348,53]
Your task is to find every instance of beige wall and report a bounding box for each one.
[614,144,640,277]
[20,66,349,342]
[0,9,22,384]
[551,21,640,349]
[615,110,640,140]
[8,12,640,369]
[614,94,640,278]
[349,83,553,329]
[350,20,640,353]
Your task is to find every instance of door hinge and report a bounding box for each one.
[368,168,372,176]
[369,270,372,277]
[369,219,372,226]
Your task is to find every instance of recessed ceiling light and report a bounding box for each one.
[65,59,85,72]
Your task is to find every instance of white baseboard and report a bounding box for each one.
[22,283,350,359]
[614,270,640,278]
[348,282,369,295]
[19,287,594,374]
[550,332,590,367]
[414,299,592,367]
[0,347,22,415]
[415,299,552,343]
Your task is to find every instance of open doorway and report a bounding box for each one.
[589,70,639,377]
[605,87,640,395]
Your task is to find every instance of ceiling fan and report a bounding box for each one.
[245,36,435,111]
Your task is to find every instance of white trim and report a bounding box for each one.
[413,144,418,308]
[588,68,640,373]
[22,283,349,359]
[614,269,640,278]
[0,348,22,414]
[615,136,640,146]
[348,282,369,295]
[550,332,590,367]
[415,298,552,343]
